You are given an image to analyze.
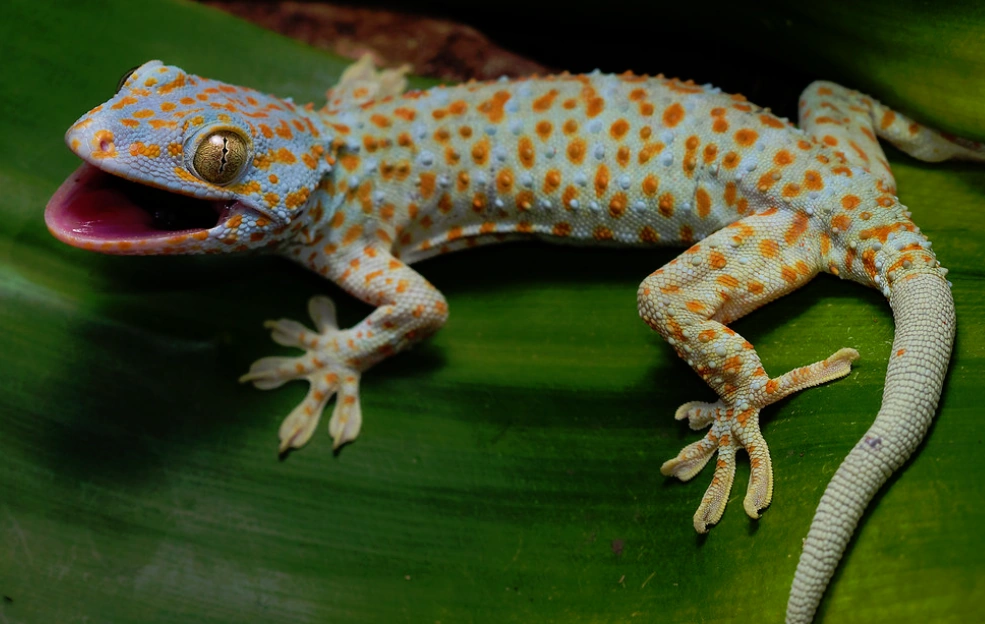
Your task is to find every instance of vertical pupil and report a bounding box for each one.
[218,137,228,173]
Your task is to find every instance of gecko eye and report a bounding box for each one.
[116,66,140,92]
[191,130,249,185]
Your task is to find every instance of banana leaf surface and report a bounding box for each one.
[0,1,983,623]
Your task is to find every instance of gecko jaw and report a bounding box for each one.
[45,163,260,253]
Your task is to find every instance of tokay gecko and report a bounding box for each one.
[45,56,978,623]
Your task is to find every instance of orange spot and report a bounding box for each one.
[757,171,778,192]
[781,266,799,283]
[663,102,685,127]
[639,226,659,243]
[880,110,896,129]
[723,182,737,207]
[774,150,793,166]
[610,119,630,140]
[567,138,586,164]
[471,137,490,165]
[760,114,785,128]
[608,192,627,218]
[340,153,361,172]
[515,190,534,212]
[594,164,610,197]
[543,169,561,194]
[638,142,663,164]
[658,192,674,218]
[785,213,809,245]
[717,274,739,288]
[695,187,711,218]
[803,170,823,191]
[419,172,436,199]
[734,129,758,147]
[709,251,727,269]
[593,226,613,240]
[839,195,860,210]
[477,90,511,123]
[393,107,416,121]
[341,225,363,246]
[553,222,572,237]
[759,239,779,258]
[562,185,578,208]
[586,97,605,118]
[438,193,453,214]
[496,168,514,194]
[532,89,559,112]
[685,300,705,313]
[518,136,535,169]
[642,174,659,196]
[445,146,460,166]
[536,120,553,141]
[616,146,630,168]
[703,144,718,164]
[831,214,852,231]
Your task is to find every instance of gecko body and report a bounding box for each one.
[46,58,979,622]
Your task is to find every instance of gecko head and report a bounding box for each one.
[46,60,333,255]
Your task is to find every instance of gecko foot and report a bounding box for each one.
[239,296,363,452]
[662,347,860,533]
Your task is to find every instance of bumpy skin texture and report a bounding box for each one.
[47,58,980,623]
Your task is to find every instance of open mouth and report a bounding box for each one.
[45,163,251,249]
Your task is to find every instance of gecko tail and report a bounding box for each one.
[785,272,955,624]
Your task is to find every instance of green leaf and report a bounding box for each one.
[1,1,982,623]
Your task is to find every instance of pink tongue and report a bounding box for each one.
[45,163,212,243]
[59,185,157,238]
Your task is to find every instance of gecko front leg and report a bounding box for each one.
[241,243,448,452]
[639,209,858,532]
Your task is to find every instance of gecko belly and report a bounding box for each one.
[45,163,256,252]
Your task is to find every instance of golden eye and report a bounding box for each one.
[192,130,248,185]
[116,65,139,92]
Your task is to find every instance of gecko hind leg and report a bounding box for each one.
[639,210,858,532]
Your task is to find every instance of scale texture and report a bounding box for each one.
[46,57,975,622]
